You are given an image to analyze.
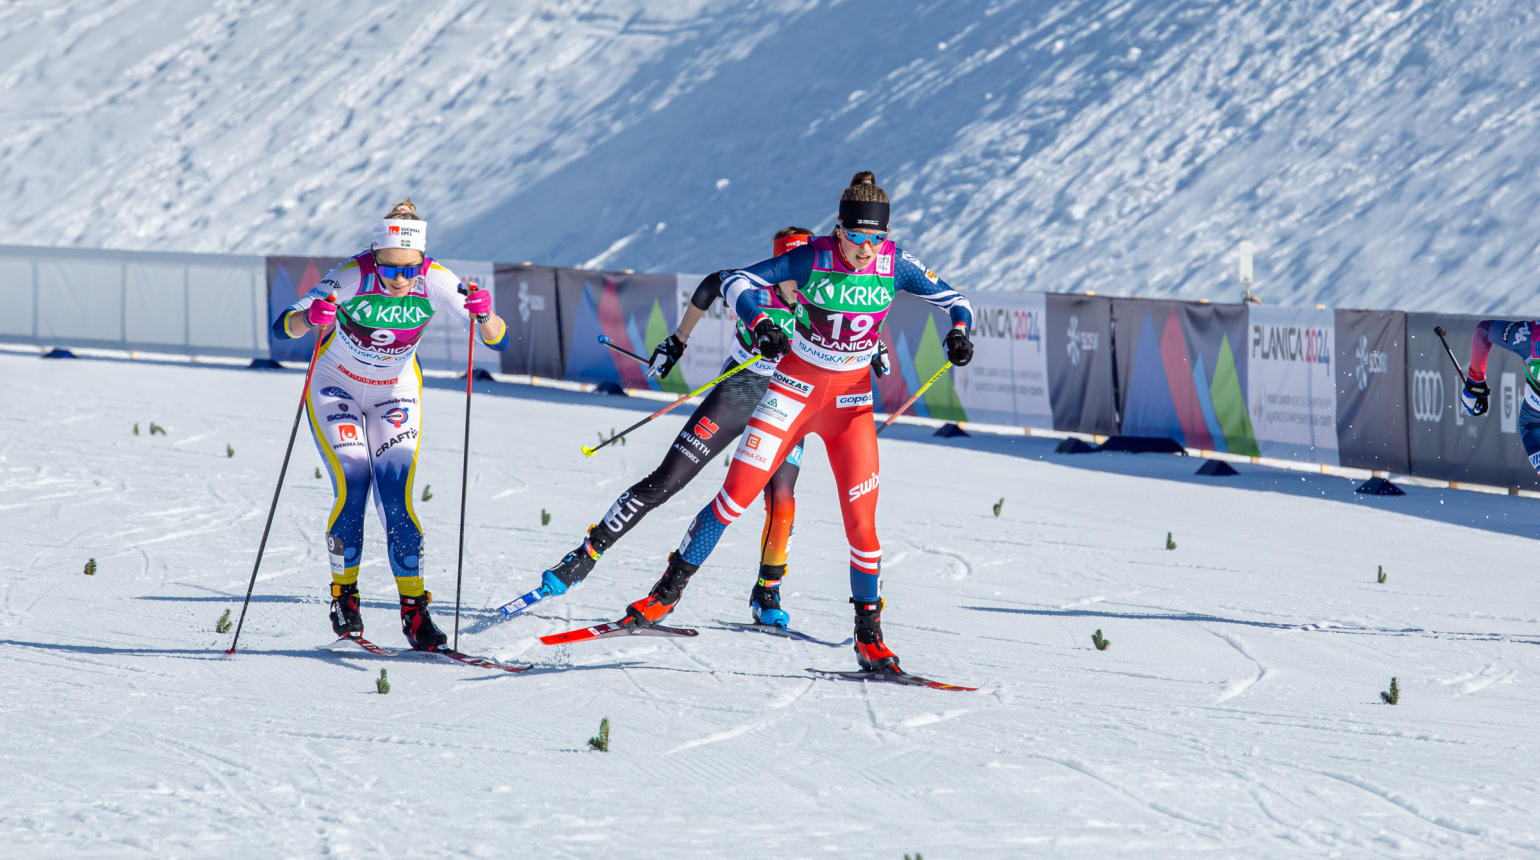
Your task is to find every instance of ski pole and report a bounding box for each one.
[453,285,487,651]
[598,334,650,365]
[228,294,335,654]
[1432,326,1469,382]
[581,356,759,457]
[876,362,953,437]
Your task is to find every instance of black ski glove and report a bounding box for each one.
[944,326,974,367]
[752,318,789,361]
[648,333,687,379]
[1462,377,1490,416]
[872,340,891,378]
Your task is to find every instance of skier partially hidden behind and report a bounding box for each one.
[272,200,510,649]
[1462,320,1540,467]
[616,172,975,672]
[519,226,888,628]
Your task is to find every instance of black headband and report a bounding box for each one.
[838,199,890,232]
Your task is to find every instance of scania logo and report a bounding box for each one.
[1411,370,1445,422]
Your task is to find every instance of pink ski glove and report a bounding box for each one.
[464,287,492,320]
[305,299,337,328]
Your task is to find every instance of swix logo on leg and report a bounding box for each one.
[847,471,880,502]
[694,417,719,440]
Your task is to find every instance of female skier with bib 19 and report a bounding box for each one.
[513,228,835,628]
[272,200,511,650]
[613,172,975,672]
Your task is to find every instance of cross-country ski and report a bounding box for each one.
[715,620,853,647]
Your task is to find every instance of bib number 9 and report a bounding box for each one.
[370,329,395,346]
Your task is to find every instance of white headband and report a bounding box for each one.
[372,218,428,252]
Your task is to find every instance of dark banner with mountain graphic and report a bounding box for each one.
[1406,312,1540,489]
[1111,299,1260,456]
[554,268,681,391]
[1334,310,1409,472]
[266,255,349,363]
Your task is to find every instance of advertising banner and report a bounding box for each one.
[266,255,348,363]
[1246,305,1338,464]
[1046,294,1117,435]
[1334,310,1409,472]
[1111,299,1257,454]
[874,292,968,422]
[555,268,680,390]
[493,264,563,378]
[675,272,739,392]
[947,291,1053,429]
[414,259,498,374]
[1406,313,1540,489]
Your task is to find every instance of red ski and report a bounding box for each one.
[807,667,977,692]
[540,620,699,645]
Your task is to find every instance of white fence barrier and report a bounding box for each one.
[0,245,268,358]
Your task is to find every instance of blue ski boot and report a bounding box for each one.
[749,564,789,628]
[540,526,606,597]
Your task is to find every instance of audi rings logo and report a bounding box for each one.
[1412,370,1445,422]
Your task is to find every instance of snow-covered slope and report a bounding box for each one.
[5,1,1540,312]
[4,354,1540,856]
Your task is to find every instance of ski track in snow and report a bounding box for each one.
[4,355,1540,857]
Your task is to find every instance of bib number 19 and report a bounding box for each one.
[828,312,875,341]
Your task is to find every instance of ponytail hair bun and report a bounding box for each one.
[849,171,877,188]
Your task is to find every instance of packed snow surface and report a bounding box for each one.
[4,353,1540,857]
[6,0,1540,311]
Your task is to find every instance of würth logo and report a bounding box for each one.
[694,417,719,440]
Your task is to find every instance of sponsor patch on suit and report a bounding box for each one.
[752,394,805,430]
[771,370,813,397]
[733,427,784,472]
[836,392,873,409]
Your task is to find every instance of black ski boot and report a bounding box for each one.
[541,525,609,596]
[749,563,789,628]
[400,592,448,651]
[624,552,699,627]
[329,582,363,637]
[852,598,900,672]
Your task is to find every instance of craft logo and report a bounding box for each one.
[693,417,719,441]
[1251,325,1331,363]
[771,370,813,396]
[836,392,873,408]
[339,424,359,441]
[375,429,418,458]
[847,471,880,502]
[384,407,409,428]
[1353,334,1390,391]
[733,427,783,471]
[1411,370,1445,422]
[1066,315,1098,365]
